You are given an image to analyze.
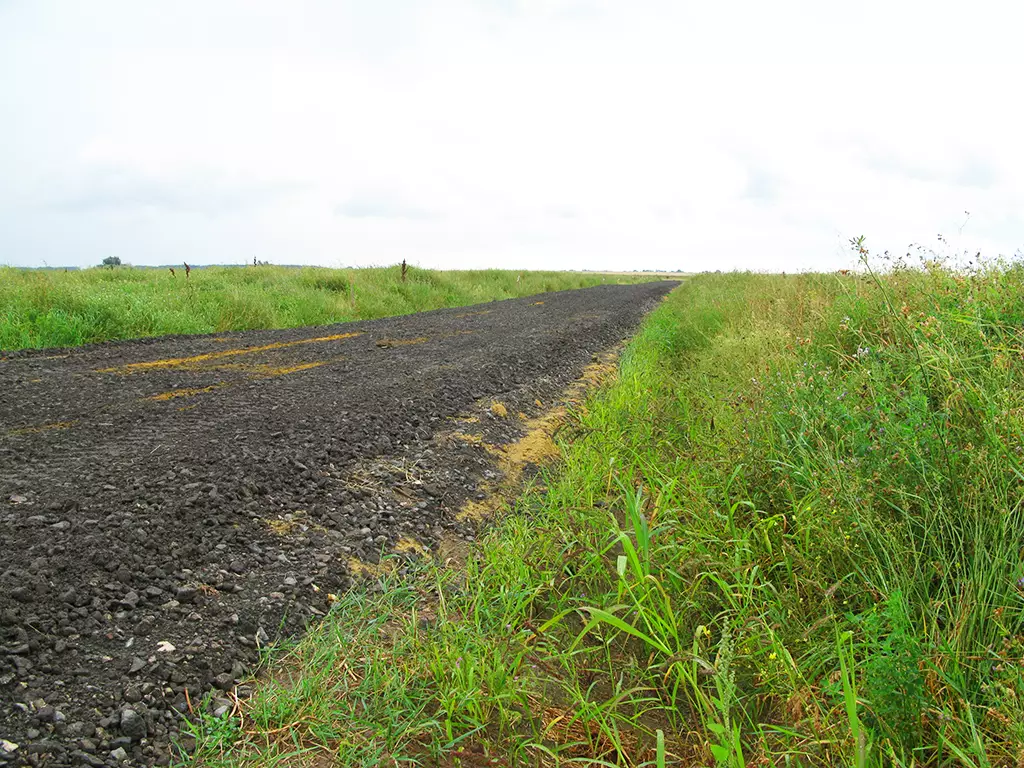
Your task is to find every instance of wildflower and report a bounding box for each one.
[768,652,777,661]
[855,346,871,360]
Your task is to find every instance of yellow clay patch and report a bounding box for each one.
[393,537,428,556]
[97,332,362,374]
[348,556,395,578]
[253,361,328,378]
[7,420,77,436]
[455,353,621,523]
[457,497,503,523]
[267,516,306,536]
[450,431,486,446]
[490,401,508,418]
[376,337,429,348]
[146,383,228,401]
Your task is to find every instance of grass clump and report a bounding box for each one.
[190,248,1024,766]
[0,265,653,351]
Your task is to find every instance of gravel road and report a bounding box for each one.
[0,281,677,767]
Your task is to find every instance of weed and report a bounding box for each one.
[0,265,657,351]
[189,246,1024,766]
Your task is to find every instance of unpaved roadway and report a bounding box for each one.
[0,281,677,767]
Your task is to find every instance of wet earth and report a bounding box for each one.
[0,281,677,766]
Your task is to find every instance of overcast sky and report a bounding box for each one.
[1,0,1020,272]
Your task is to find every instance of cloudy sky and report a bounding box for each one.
[1,1,1020,272]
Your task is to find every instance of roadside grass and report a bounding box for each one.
[0,265,654,351]
[190,252,1024,766]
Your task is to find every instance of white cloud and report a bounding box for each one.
[0,0,1021,271]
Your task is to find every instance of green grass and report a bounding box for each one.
[0,265,655,351]
[189,251,1024,766]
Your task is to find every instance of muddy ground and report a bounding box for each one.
[0,281,677,767]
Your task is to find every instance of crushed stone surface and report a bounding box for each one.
[0,281,677,766]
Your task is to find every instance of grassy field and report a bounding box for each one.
[0,265,655,351]
[194,252,1024,766]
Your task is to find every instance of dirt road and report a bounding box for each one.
[0,281,677,766]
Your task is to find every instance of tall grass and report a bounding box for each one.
[190,253,1024,766]
[0,265,652,351]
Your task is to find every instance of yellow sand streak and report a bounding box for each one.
[394,537,427,556]
[255,361,327,377]
[375,337,429,348]
[456,353,621,522]
[146,383,228,401]
[97,332,362,374]
[348,556,395,578]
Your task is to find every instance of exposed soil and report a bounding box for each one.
[0,281,677,767]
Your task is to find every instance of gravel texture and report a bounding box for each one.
[0,281,677,766]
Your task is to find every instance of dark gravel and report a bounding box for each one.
[0,281,677,766]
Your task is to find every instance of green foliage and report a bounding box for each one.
[190,249,1024,766]
[858,591,925,753]
[0,265,653,351]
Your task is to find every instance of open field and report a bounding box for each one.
[0,282,676,767]
[0,266,656,352]
[191,259,1024,766]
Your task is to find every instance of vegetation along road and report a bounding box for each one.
[0,281,676,767]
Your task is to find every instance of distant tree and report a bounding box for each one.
[101,256,122,268]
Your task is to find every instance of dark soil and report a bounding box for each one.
[0,281,677,767]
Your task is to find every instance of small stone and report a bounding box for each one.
[110,746,128,762]
[128,657,147,674]
[120,592,139,608]
[123,686,142,704]
[175,585,197,603]
[8,495,27,504]
[212,672,235,691]
[120,708,147,740]
[0,740,18,754]
[70,751,105,767]
[156,641,176,653]
[50,520,71,531]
